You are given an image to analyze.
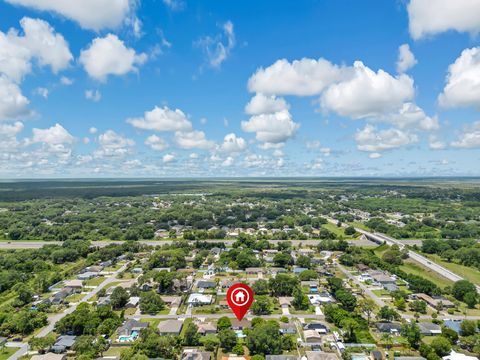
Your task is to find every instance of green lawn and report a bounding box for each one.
[85,276,106,286]
[65,293,85,303]
[322,223,357,239]
[423,254,480,285]
[0,347,17,360]
[400,258,453,289]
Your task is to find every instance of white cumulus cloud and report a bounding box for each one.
[354,124,418,152]
[397,44,417,73]
[163,153,176,163]
[439,47,480,108]
[127,106,192,132]
[220,133,247,153]
[320,61,415,119]
[145,134,168,151]
[245,93,289,115]
[407,0,480,40]
[174,130,215,149]
[80,34,147,81]
[451,121,480,148]
[241,110,299,145]
[5,0,134,31]
[95,130,135,158]
[248,58,349,96]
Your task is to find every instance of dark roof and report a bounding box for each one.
[197,281,217,288]
[266,356,299,360]
[54,335,76,348]
[118,319,148,335]
[376,322,402,332]
[372,351,383,360]
[304,323,328,331]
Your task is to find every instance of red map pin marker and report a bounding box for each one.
[226,283,254,321]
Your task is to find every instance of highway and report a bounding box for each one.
[324,216,479,291]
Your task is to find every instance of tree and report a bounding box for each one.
[340,318,358,342]
[232,344,245,355]
[464,292,478,309]
[461,320,477,336]
[298,270,318,281]
[273,252,294,267]
[252,296,272,315]
[73,336,96,358]
[201,335,219,351]
[292,287,309,311]
[183,322,200,346]
[401,322,422,349]
[345,226,357,236]
[28,335,56,352]
[357,298,375,325]
[139,291,165,314]
[394,297,406,311]
[378,306,400,321]
[217,317,231,331]
[218,329,237,351]
[14,284,33,305]
[431,336,451,357]
[409,300,427,314]
[452,280,477,302]
[110,287,129,309]
[335,289,357,311]
[296,255,311,269]
[381,333,393,350]
[246,321,283,355]
[268,274,299,296]
[252,280,270,295]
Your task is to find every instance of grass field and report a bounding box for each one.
[85,276,106,286]
[423,254,480,285]
[400,258,453,289]
[0,347,17,360]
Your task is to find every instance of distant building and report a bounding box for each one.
[182,349,213,360]
[51,335,76,353]
[187,293,213,306]
[417,322,442,336]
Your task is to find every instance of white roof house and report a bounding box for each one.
[187,293,213,306]
[443,351,478,360]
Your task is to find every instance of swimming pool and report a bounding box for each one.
[118,330,139,342]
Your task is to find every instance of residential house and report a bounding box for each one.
[376,322,402,335]
[304,330,322,343]
[158,320,184,336]
[414,293,455,309]
[371,272,396,286]
[418,322,442,336]
[279,322,296,335]
[371,351,383,360]
[125,296,140,309]
[197,281,217,290]
[245,268,263,276]
[304,323,328,334]
[197,322,217,335]
[78,272,99,280]
[293,267,308,274]
[442,350,478,360]
[51,287,76,304]
[266,356,299,360]
[51,335,76,353]
[279,297,293,309]
[97,296,111,307]
[231,319,252,330]
[187,293,213,306]
[31,354,66,360]
[182,349,213,360]
[117,319,148,341]
[63,280,83,290]
[305,352,338,360]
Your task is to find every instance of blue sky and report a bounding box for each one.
[1,0,480,177]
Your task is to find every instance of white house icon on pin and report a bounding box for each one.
[235,291,245,303]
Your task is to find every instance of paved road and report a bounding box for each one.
[337,263,386,307]
[6,342,28,360]
[359,231,473,286]
[127,312,325,320]
[35,263,129,338]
